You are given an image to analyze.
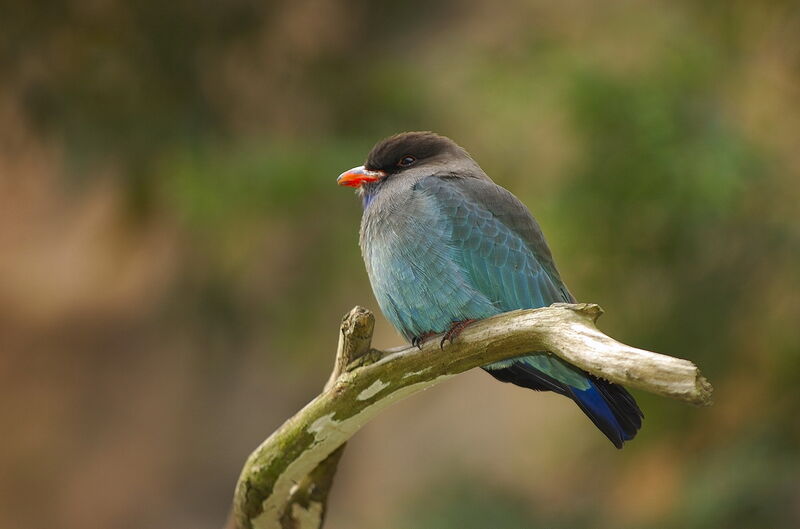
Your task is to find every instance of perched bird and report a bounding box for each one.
[337,132,642,448]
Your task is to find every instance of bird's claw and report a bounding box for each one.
[439,319,478,349]
[412,331,437,350]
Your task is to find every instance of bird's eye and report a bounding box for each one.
[397,155,416,167]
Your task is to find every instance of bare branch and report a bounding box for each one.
[280,307,374,529]
[325,306,375,391]
[229,303,712,529]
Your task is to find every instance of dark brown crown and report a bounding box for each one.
[365,132,462,172]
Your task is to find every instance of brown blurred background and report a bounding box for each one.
[2,1,799,528]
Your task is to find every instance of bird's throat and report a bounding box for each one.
[360,184,379,209]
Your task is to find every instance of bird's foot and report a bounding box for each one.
[440,319,478,349]
[412,332,437,350]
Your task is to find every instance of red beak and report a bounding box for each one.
[337,165,386,188]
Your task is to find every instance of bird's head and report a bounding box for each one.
[337,132,483,201]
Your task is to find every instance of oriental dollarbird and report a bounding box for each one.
[337,132,643,448]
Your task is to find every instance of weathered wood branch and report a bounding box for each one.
[229,303,713,529]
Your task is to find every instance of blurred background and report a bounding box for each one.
[2,1,799,528]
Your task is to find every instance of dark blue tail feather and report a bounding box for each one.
[486,364,643,448]
[568,378,642,448]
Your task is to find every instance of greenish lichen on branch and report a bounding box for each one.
[229,303,713,529]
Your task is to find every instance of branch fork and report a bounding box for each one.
[228,303,713,529]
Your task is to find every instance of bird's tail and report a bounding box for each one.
[486,363,643,448]
[568,377,643,448]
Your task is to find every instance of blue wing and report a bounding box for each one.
[414,175,588,386]
[423,177,572,312]
[415,175,642,447]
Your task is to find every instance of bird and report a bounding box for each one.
[337,131,642,448]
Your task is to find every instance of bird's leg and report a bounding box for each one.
[412,331,438,350]
[440,319,478,349]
